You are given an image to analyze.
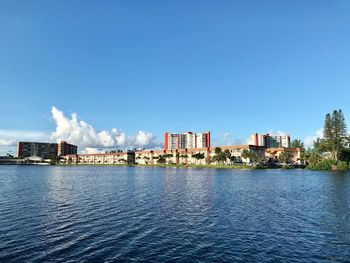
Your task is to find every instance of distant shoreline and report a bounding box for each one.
[55,163,301,170]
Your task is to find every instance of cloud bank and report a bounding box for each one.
[212,131,244,146]
[0,130,50,155]
[0,139,15,146]
[0,130,49,146]
[50,107,159,151]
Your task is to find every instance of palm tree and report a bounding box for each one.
[291,139,305,149]
[158,155,166,164]
[215,147,222,154]
[279,152,292,164]
[223,149,231,165]
[198,152,205,165]
[180,154,188,165]
[241,149,250,163]
[192,152,205,165]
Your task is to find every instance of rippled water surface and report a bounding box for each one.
[0,166,350,262]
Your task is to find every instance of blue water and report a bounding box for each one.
[0,166,349,262]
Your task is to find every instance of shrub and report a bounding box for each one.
[336,161,349,171]
[308,159,336,170]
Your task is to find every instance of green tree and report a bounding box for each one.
[50,156,61,165]
[241,149,250,162]
[279,152,292,164]
[215,147,222,154]
[158,155,166,164]
[324,113,333,141]
[198,152,205,164]
[320,109,348,161]
[212,151,226,164]
[223,149,231,158]
[249,152,258,164]
[298,151,306,164]
[192,152,205,164]
[229,156,237,163]
[223,149,231,164]
[290,139,305,149]
[306,149,320,166]
[340,148,350,163]
[313,138,329,154]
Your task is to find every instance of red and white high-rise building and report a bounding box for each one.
[164,131,210,150]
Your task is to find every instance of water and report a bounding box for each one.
[0,166,349,262]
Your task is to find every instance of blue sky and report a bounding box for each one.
[1,0,350,154]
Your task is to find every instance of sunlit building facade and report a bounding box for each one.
[247,133,291,148]
[164,131,211,150]
[17,141,77,158]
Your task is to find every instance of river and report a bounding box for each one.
[0,166,349,262]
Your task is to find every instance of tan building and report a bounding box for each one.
[62,145,304,166]
[64,151,135,165]
[135,145,267,165]
[265,147,304,163]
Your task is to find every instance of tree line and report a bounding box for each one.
[306,109,350,170]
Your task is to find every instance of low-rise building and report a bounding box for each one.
[136,145,267,165]
[62,145,304,166]
[64,151,135,165]
[265,147,304,163]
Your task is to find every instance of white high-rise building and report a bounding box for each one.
[247,133,291,148]
[271,135,291,148]
[164,131,211,150]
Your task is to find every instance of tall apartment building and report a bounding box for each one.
[247,133,291,148]
[17,141,78,158]
[272,135,291,148]
[17,142,59,159]
[164,131,210,150]
[58,141,78,156]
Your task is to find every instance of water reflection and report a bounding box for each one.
[0,166,349,262]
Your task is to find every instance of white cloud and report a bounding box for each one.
[304,128,323,148]
[0,130,50,156]
[133,131,155,146]
[223,132,230,140]
[212,131,244,146]
[81,148,105,154]
[268,130,289,136]
[50,106,158,150]
[0,139,16,146]
[0,129,49,143]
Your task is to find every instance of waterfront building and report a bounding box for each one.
[58,141,78,156]
[64,151,135,165]
[164,131,210,150]
[271,135,291,148]
[17,141,78,159]
[134,145,267,166]
[265,147,304,163]
[63,145,304,166]
[17,142,59,159]
[247,133,291,148]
